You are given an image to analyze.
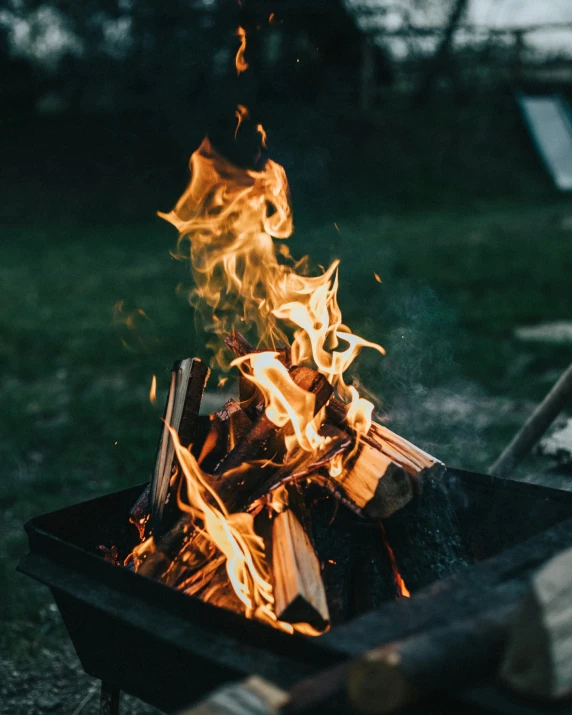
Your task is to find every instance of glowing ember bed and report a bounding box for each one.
[18,469,572,714]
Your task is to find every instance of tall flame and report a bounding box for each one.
[158,137,384,446]
[152,134,389,630]
[235,26,249,75]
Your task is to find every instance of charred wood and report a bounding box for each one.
[348,605,514,714]
[382,475,470,593]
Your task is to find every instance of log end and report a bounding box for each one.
[366,464,414,519]
[348,650,420,714]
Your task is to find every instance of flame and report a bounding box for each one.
[257,123,267,148]
[235,104,250,139]
[159,138,384,443]
[374,272,382,283]
[132,425,323,635]
[149,375,157,405]
[154,129,389,630]
[235,26,249,75]
[380,522,410,598]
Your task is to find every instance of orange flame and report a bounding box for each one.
[235,26,249,75]
[149,375,157,405]
[235,104,250,139]
[158,138,384,443]
[380,522,410,598]
[156,135,388,625]
[257,123,267,148]
[132,425,323,635]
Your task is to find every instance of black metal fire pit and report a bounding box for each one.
[18,469,572,714]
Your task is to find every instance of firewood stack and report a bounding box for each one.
[128,332,445,631]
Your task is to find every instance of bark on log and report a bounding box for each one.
[348,605,514,714]
[500,546,572,700]
[271,509,330,630]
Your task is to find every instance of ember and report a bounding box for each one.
[115,87,444,635]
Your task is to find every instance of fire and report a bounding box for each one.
[235,26,249,75]
[257,123,267,148]
[234,104,249,139]
[158,138,384,450]
[132,425,322,635]
[149,111,393,631]
[380,522,410,598]
[149,375,157,406]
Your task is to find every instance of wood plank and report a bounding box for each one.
[271,509,330,630]
[149,358,210,535]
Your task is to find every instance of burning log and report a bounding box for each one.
[270,508,330,629]
[210,366,333,509]
[149,358,210,536]
[500,546,572,700]
[224,333,291,421]
[326,398,444,480]
[340,437,414,520]
[196,399,252,473]
[138,362,333,583]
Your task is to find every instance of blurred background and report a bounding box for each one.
[2,0,572,712]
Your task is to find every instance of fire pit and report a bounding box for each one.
[16,26,572,714]
[18,470,572,713]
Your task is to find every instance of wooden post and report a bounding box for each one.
[490,361,572,478]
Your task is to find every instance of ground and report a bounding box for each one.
[3,105,572,712]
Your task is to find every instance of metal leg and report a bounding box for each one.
[100,682,121,715]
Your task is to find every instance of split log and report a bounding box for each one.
[270,508,330,630]
[326,398,445,480]
[347,605,514,714]
[341,438,414,519]
[149,357,210,535]
[500,546,572,700]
